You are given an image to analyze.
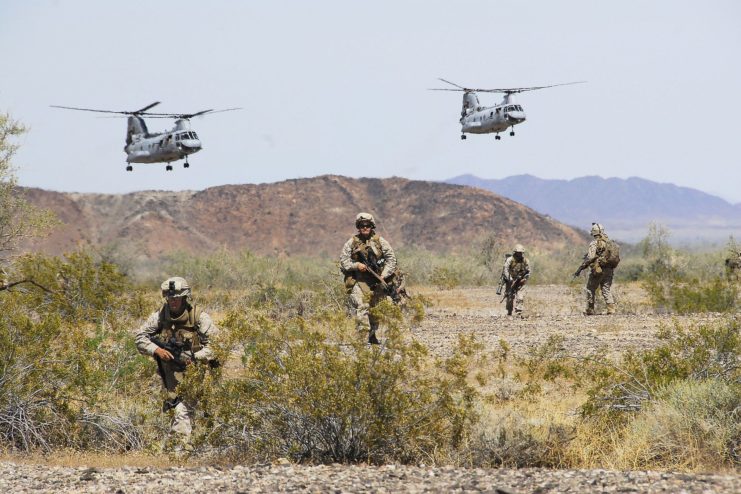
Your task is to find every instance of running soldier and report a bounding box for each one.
[339,212,397,344]
[135,277,220,448]
[573,223,620,315]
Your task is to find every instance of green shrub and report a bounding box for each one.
[581,318,740,418]
[186,310,480,464]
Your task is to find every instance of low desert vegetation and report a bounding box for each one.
[0,247,737,472]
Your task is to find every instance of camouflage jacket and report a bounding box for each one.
[503,256,531,282]
[135,304,219,362]
[339,233,397,279]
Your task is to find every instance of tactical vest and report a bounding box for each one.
[508,258,529,279]
[347,234,387,286]
[158,303,203,354]
[350,234,383,262]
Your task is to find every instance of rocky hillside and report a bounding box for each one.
[447,174,741,243]
[21,175,588,260]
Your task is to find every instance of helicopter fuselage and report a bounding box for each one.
[124,118,201,164]
[460,103,526,135]
[125,130,202,164]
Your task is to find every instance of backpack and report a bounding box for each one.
[601,238,621,268]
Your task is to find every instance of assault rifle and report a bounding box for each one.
[501,274,525,303]
[573,253,597,279]
[353,248,404,304]
[152,335,194,372]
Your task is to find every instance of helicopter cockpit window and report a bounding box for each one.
[192,132,199,139]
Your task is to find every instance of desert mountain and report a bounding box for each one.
[21,175,587,260]
[447,174,741,243]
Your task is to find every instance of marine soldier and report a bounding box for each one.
[135,277,220,446]
[573,223,619,315]
[725,251,741,281]
[502,244,531,316]
[339,212,397,344]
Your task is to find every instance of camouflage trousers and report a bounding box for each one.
[158,361,193,439]
[348,281,386,330]
[585,267,615,309]
[505,283,527,315]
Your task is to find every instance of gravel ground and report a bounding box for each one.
[412,284,731,358]
[1,462,739,493]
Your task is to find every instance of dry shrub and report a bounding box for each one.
[612,380,740,470]
[185,309,480,464]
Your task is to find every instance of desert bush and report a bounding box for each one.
[612,379,740,470]
[184,309,479,464]
[157,248,335,290]
[581,318,740,418]
[0,251,158,453]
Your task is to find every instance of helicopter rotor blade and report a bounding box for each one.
[136,108,243,119]
[477,81,587,93]
[134,101,161,114]
[50,105,135,115]
[437,78,469,90]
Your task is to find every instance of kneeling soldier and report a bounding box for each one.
[135,277,220,446]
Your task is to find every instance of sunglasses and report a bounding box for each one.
[358,223,373,229]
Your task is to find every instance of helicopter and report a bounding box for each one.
[50,102,240,171]
[430,78,584,140]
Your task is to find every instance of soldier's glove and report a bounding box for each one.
[572,269,582,279]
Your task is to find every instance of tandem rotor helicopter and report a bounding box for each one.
[430,78,584,140]
[50,102,240,171]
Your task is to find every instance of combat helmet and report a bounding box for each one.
[513,244,525,254]
[161,276,191,299]
[590,223,605,236]
[355,212,376,229]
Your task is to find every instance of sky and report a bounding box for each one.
[1,0,740,202]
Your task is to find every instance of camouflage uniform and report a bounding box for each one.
[135,278,219,441]
[726,252,741,281]
[576,225,616,315]
[502,247,531,316]
[340,213,397,344]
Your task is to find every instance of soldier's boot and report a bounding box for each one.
[606,303,616,315]
[368,322,380,345]
[584,303,595,316]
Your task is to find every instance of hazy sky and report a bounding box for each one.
[2,0,740,202]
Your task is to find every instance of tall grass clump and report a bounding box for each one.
[572,318,740,470]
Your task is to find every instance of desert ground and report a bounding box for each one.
[2,283,739,493]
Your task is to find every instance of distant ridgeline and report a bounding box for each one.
[446,174,741,243]
[18,175,587,260]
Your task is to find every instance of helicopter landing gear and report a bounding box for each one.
[166,165,173,171]
[183,161,190,168]
[460,134,467,140]
[495,134,501,140]
[126,165,132,171]
[509,129,515,136]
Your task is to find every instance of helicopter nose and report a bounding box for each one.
[180,139,202,151]
[507,111,526,123]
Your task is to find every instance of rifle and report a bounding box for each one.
[501,274,524,303]
[353,248,405,303]
[573,253,597,279]
[152,335,194,373]
[496,254,512,296]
